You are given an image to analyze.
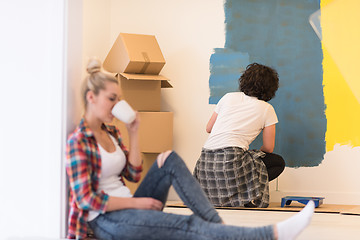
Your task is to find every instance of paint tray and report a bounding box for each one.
[281,196,325,208]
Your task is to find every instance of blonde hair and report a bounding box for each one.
[81,57,118,108]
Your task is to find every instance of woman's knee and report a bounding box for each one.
[273,154,285,176]
[265,153,285,166]
[276,154,286,169]
[157,150,172,168]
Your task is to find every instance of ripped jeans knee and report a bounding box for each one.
[157,150,172,168]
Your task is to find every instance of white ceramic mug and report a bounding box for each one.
[111,100,136,124]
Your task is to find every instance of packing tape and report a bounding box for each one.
[140,52,150,74]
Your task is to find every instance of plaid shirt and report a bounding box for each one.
[193,147,269,208]
[66,118,142,239]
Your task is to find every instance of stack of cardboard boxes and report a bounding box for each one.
[103,33,173,193]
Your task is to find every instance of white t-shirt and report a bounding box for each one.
[203,92,278,150]
[88,134,132,221]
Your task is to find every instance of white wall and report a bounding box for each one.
[64,0,83,237]
[108,0,226,200]
[0,0,66,239]
[83,0,112,77]
[274,144,360,205]
[109,0,226,169]
[67,0,84,131]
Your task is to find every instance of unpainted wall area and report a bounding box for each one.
[0,0,66,238]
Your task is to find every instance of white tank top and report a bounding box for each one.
[88,134,132,221]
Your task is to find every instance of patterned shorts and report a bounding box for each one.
[193,147,269,207]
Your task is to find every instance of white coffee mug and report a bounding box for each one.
[111,100,136,124]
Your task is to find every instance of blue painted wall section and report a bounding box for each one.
[209,48,249,103]
[209,0,326,167]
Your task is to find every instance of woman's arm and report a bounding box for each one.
[66,137,109,212]
[206,112,218,133]
[108,113,163,212]
[126,113,142,167]
[260,124,276,153]
[106,196,163,212]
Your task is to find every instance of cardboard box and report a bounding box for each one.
[117,73,172,112]
[124,153,158,194]
[104,33,166,75]
[113,112,173,153]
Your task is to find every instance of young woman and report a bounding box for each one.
[194,63,285,208]
[66,59,312,239]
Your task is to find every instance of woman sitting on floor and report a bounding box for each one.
[66,59,312,240]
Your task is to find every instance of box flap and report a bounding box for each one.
[104,34,130,73]
[117,73,172,88]
[161,80,172,88]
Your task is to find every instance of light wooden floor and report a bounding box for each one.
[164,206,360,240]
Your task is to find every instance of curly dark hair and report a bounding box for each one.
[239,63,279,102]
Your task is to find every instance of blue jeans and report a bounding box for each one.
[88,151,274,240]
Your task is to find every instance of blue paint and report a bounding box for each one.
[209,0,326,167]
[209,48,249,103]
